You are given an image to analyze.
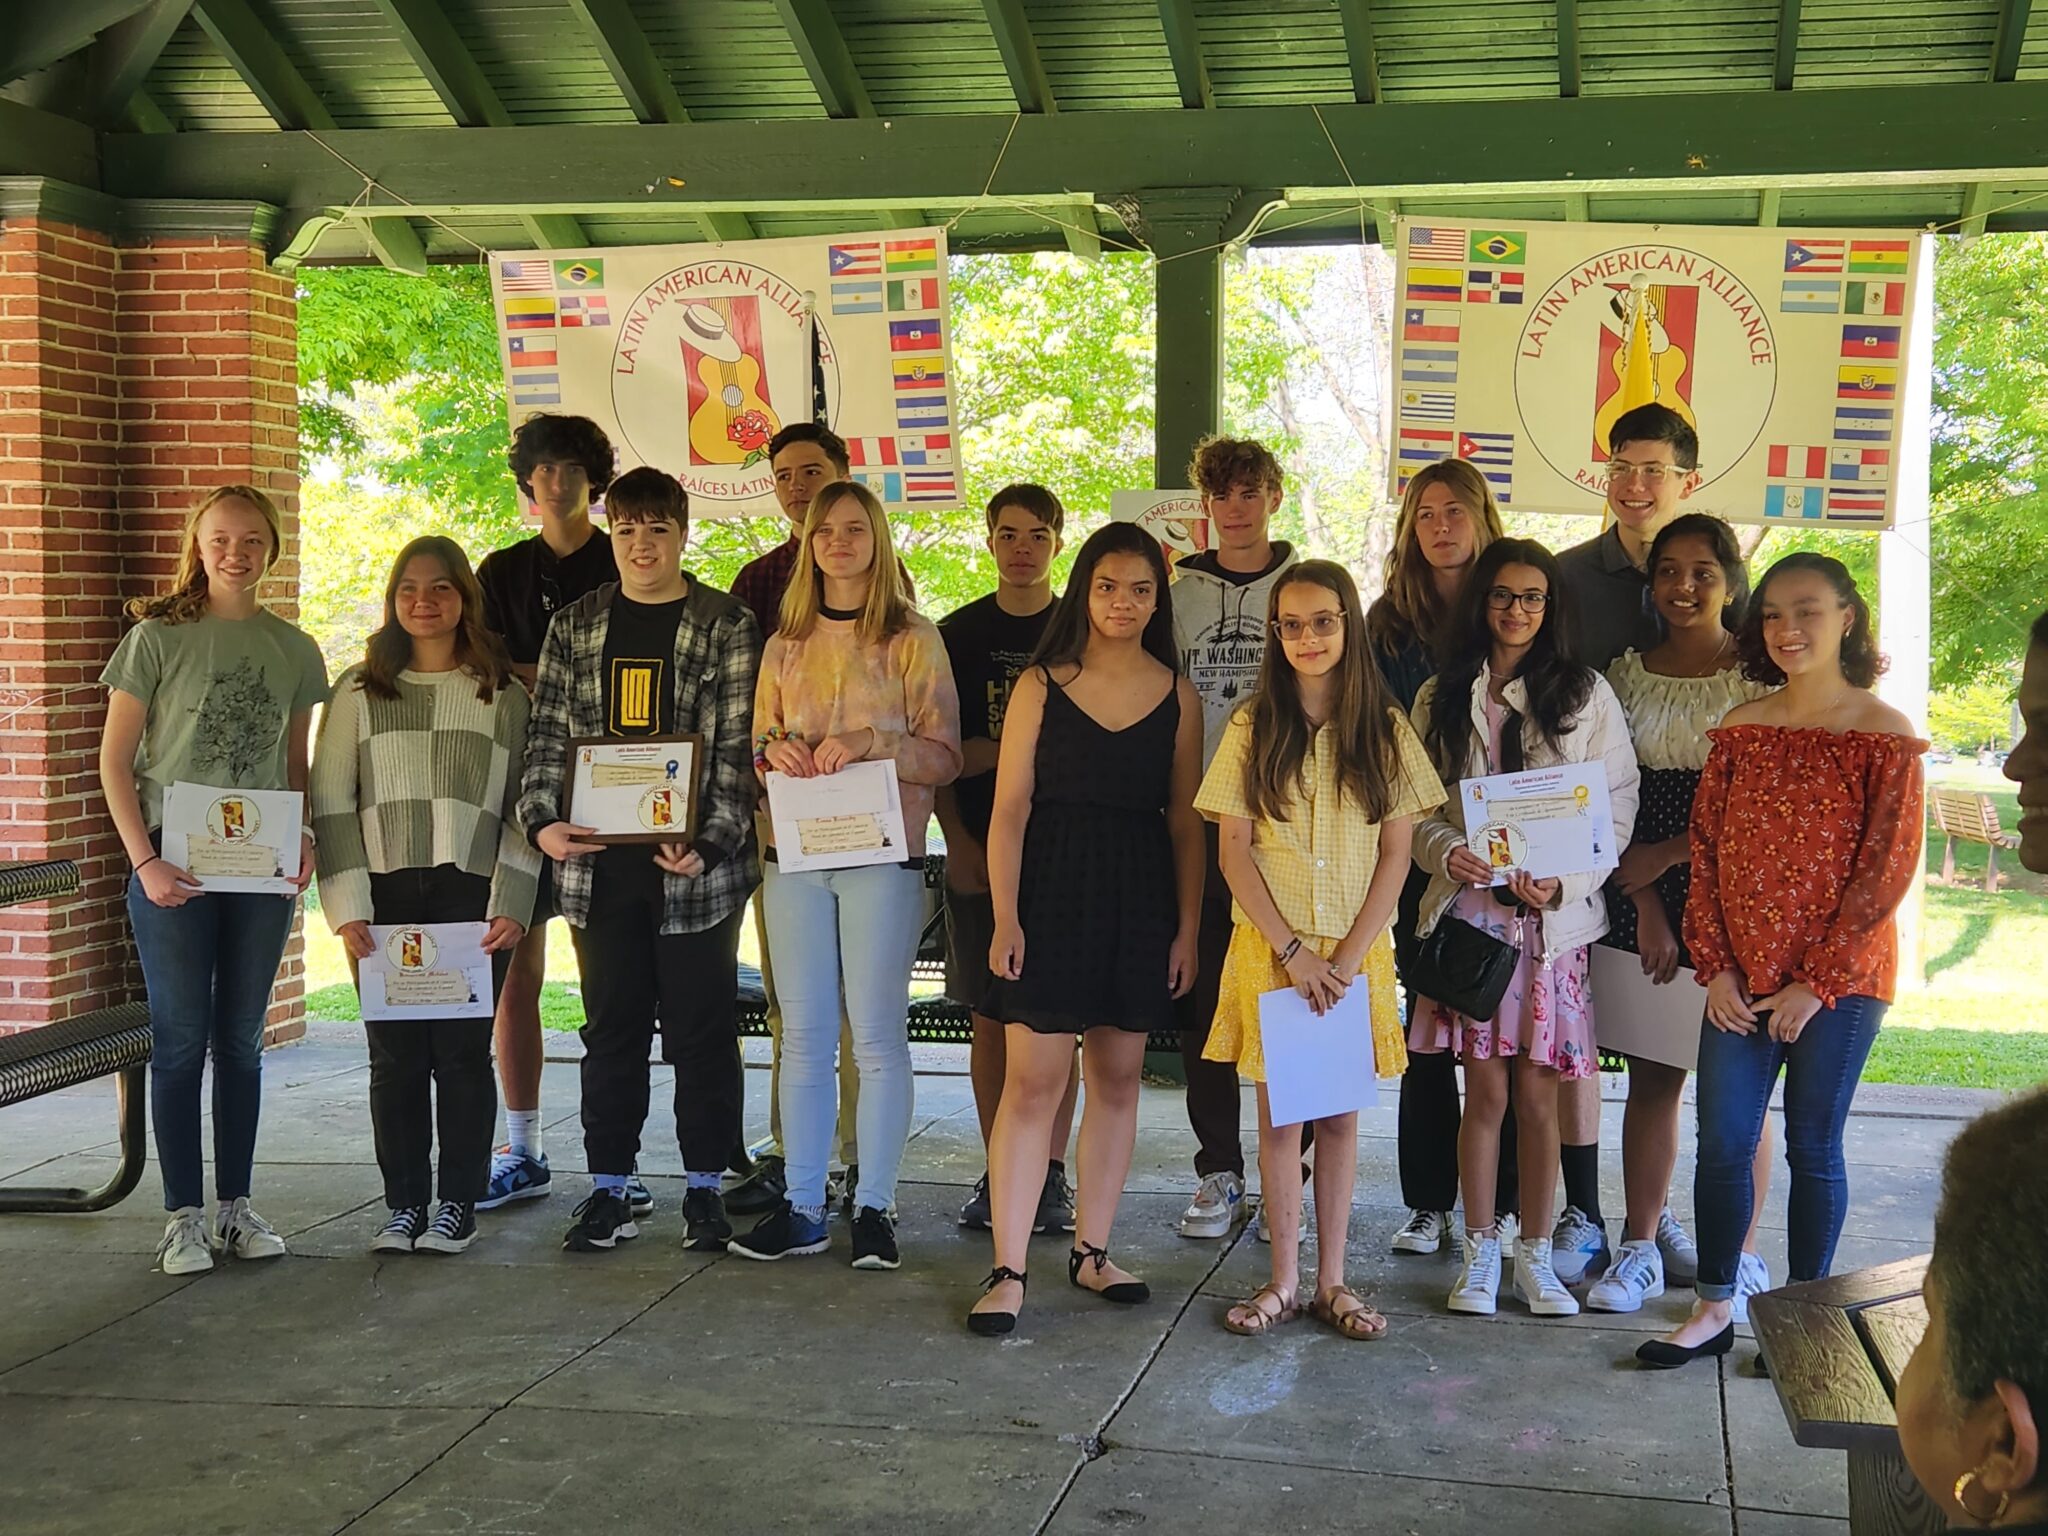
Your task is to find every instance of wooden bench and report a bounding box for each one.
[1931,788,2022,891]
[0,860,154,1214]
[1749,1255,1944,1536]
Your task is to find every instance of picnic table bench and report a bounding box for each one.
[1750,1255,1944,1536]
[0,859,154,1214]
[1930,788,2022,891]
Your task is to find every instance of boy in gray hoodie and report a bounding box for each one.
[1169,436,1298,1239]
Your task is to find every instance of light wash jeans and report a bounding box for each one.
[760,859,923,1215]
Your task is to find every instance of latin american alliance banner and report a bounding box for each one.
[489,228,961,519]
[1388,217,1922,530]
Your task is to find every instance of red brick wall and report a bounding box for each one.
[0,215,306,1042]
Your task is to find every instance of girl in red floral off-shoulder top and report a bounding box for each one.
[1639,554,1925,1370]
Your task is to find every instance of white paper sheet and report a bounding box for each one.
[1458,762,1618,885]
[1258,985,1382,1126]
[1588,944,1705,1072]
[160,782,302,895]
[359,922,495,1022]
[765,760,910,872]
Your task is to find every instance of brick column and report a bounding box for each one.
[0,202,306,1042]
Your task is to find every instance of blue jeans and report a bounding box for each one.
[127,876,297,1212]
[1692,994,1886,1300]
[760,860,923,1215]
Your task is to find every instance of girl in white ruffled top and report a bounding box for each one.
[1587,514,1776,1316]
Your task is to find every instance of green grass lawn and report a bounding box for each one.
[302,764,2047,1091]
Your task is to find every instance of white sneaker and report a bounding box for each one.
[1731,1250,1771,1325]
[1392,1208,1451,1255]
[1496,1211,1521,1260]
[1178,1171,1246,1239]
[1586,1239,1666,1313]
[1656,1208,1700,1287]
[156,1208,214,1275]
[1448,1231,1502,1315]
[1549,1206,1609,1285]
[214,1197,287,1261]
[1515,1236,1582,1316]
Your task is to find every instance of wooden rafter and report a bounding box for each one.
[84,0,193,125]
[1990,0,2033,82]
[1775,0,1802,90]
[0,0,164,86]
[1335,0,1380,104]
[980,0,1055,114]
[1156,0,1211,109]
[769,0,917,227]
[1556,0,1581,98]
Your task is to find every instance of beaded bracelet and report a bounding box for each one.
[754,726,794,754]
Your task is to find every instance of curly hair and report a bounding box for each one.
[507,413,614,502]
[1737,552,1886,688]
[1188,435,1282,499]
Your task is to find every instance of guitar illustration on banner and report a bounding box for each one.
[682,297,780,468]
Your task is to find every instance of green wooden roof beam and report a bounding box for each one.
[1556,0,1581,99]
[367,0,509,129]
[82,0,193,126]
[981,0,1056,114]
[773,0,874,119]
[1336,0,1380,104]
[1156,0,1210,110]
[1758,186,1782,226]
[1961,182,1995,238]
[191,0,428,272]
[1992,0,2034,82]
[1774,0,1802,90]
[0,0,164,87]
[562,0,752,243]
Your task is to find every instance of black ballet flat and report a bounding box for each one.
[1636,1323,1735,1370]
[1069,1242,1150,1305]
[968,1265,1027,1337]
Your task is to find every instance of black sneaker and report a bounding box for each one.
[370,1204,428,1254]
[563,1190,640,1252]
[723,1153,786,1216]
[415,1200,477,1254]
[1033,1162,1077,1235]
[682,1187,732,1252]
[851,1205,900,1271]
[838,1163,859,1216]
[959,1172,992,1229]
[728,1200,830,1262]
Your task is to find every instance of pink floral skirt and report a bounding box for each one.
[1406,891,1597,1081]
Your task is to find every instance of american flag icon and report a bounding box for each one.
[1407,226,1466,264]
[500,260,552,293]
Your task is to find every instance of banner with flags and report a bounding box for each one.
[1387,216,1923,529]
[489,227,960,518]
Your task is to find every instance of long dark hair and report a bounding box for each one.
[1737,552,1885,688]
[1424,538,1593,775]
[1029,521,1179,674]
[1245,561,1402,823]
[360,536,514,702]
[1647,512,1750,633]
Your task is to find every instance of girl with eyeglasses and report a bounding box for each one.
[1198,562,1446,1342]
[1409,539,1640,1319]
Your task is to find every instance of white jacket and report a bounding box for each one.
[1408,668,1641,965]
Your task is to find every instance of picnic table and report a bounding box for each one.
[1749,1255,1944,1536]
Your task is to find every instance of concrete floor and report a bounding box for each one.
[0,1022,1980,1536]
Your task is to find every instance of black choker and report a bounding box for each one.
[820,602,861,621]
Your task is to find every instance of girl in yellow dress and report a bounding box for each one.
[1197,560,1446,1341]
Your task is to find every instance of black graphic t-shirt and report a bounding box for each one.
[938,592,1054,845]
[478,527,620,667]
[597,593,687,887]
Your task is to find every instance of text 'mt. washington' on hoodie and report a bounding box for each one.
[1170,541,1299,771]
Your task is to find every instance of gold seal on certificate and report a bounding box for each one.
[161,782,302,893]
[360,922,495,1020]
[565,735,702,843]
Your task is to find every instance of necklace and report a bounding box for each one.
[1655,629,1733,679]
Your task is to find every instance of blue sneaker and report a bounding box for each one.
[1548,1206,1611,1286]
[479,1148,551,1210]
[727,1200,830,1261]
[626,1169,654,1218]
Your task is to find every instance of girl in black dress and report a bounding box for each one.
[969,523,1206,1335]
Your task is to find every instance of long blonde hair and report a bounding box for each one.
[1367,458,1505,659]
[126,485,285,626]
[777,480,915,644]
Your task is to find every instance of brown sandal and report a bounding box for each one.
[1311,1284,1388,1341]
[1223,1282,1300,1336]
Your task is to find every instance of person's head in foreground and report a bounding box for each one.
[2006,611,2048,874]
[1896,1085,2048,1528]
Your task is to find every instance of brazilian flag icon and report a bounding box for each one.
[1469,231,1525,265]
[554,258,604,289]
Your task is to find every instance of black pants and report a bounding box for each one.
[1175,892,1245,1180]
[1397,1031,1520,1217]
[571,876,744,1179]
[364,868,507,1209]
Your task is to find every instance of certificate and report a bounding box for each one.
[160,782,302,895]
[1258,985,1382,1126]
[359,922,494,1021]
[564,735,701,844]
[764,760,909,872]
[1589,944,1706,1072]
[1458,762,1618,886]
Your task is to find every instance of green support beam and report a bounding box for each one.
[773,0,874,118]
[563,0,751,241]
[1556,0,1581,98]
[1141,190,1241,488]
[1960,181,1996,238]
[361,213,429,275]
[1335,0,1380,104]
[521,213,587,249]
[0,99,103,184]
[980,0,1055,114]
[0,0,163,86]
[83,0,193,125]
[368,0,508,128]
[1774,0,1802,90]
[1564,190,1589,220]
[1757,186,1782,226]
[1157,1,1211,109]
[1991,0,2033,82]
